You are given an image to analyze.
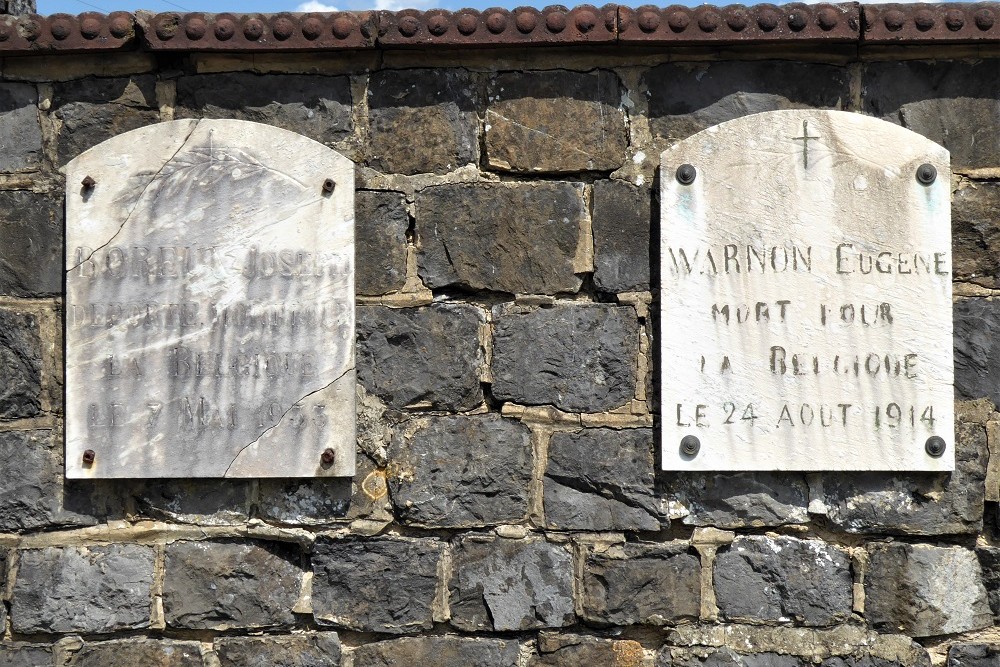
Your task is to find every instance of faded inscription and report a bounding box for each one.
[65,119,355,478]
[661,110,953,471]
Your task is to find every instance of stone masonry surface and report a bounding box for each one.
[2,14,1000,666]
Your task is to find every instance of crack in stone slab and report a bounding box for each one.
[222,365,353,477]
[66,120,201,274]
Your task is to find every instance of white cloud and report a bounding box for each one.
[296,0,338,11]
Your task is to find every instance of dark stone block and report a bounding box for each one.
[975,547,1000,622]
[955,298,1000,405]
[644,61,850,142]
[948,644,1000,667]
[532,634,646,667]
[312,535,442,634]
[865,543,991,637]
[0,192,62,297]
[715,536,852,626]
[357,304,484,411]
[450,536,575,631]
[68,640,203,667]
[592,179,651,293]
[163,540,302,630]
[658,471,809,528]
[175,73,351,145]
[356,190,409,295]
[52,76,158,165]
[545,428,661,531]
[0,430,103,532]
[215,634,341,667]
[492,303,637,412]
[582,542,701,625]
[953,183,1000,289]
[416,182,586,295]
[0,83,41,171]
[388,414,531,528]
[0,644,54,667]
[485,70,627,174]
[813,420,986,535]
[0,309,41,419]
[127,480,251,525]
[0,548,6,630]
[11,545,154,634]
[353,637,519,667]
[863,60,1000,169]
[366,69,479,175]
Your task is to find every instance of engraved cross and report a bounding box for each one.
[791,120,820,169]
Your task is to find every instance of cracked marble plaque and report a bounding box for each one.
[661,110,953,471]
[65,119,355,478]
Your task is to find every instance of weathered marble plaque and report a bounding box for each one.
[65,119,355,478]
[661,110,953,471]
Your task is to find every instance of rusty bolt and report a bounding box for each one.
[321,448,336,465]
[82,175,96,190]
[82,449,96,465]
[322,178,336,194]
[916,163,937,185]
[676,163,697,185]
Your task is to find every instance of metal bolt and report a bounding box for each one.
[916,163,937,185]
[676,164,697,185]
[925,436,946,458]
[81,176,96,190]
[322,178,336,194]
[82,449,96,465]
[321,448,336,465]
[680,435,700,457]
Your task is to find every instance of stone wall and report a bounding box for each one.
[3,13,1000,666]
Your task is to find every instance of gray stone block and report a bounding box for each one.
[0,548,6,630]
[366,69,479,175]
[312,535,443,634]
[714,536,852,626]
[592,179,652,293]
[0,192,62,297]
[0,430,105,532]
[11,545,154,634]
[0,644,53,667]
[126,480,251,525]
[644,61,849,142]
[175,73,352,145]
[582,542,701,625]
[532,634,645,666]
[865,543,991,637]
[977,547,1000,622]
[0,83,41,172]
[163,540,302,630]
[544,428,661,531]
[0,309,41,419]
[485,70,627,174]
[352,637,520,667]
[863,60,1000,169]
[388,414,531,528]
[658,471,810,528]
[948,644,1000,667]
[68,640,204,667]
[356,190,409,295]
[215,634,341,667]
[357,304,484,411]
[450,536,575,632]
[953,182,1000,289]
[491,304,637,412]
[660,649,808,666]
[812,420,986,535]
[955,298,1000,405]
[416,182,586,295]
[52,76,159,165]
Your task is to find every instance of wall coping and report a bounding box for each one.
[0,3,997,55]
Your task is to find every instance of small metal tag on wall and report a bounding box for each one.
[660,109,953,472]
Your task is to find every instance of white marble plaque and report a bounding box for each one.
[661,110,953,471]
[65,119,355,478]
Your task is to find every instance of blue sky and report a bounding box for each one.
[39,0,703,18]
